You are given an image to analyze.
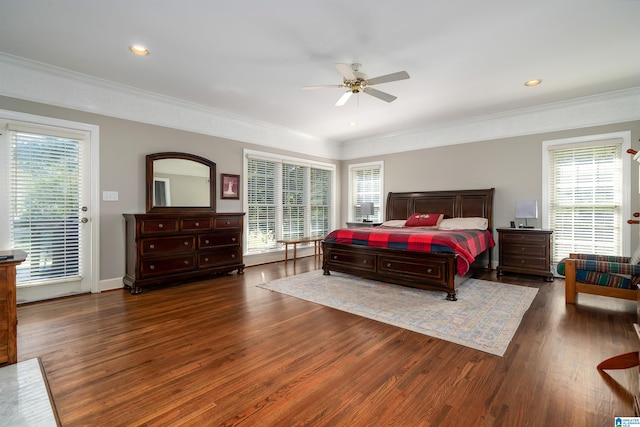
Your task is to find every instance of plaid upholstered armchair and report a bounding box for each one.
[557,252,640,304]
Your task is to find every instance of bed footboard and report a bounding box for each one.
[322,241,459,301]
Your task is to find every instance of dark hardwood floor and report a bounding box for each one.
[16,256,638,426]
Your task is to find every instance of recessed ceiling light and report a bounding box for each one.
[348,122,358,127]
[129,45,149,56]
[524,79,542,87]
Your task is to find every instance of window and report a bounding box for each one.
[543,132,630,264]
[244,150,335,254]
[348,161,384,222]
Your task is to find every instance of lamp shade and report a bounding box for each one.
[361,202,374,216]
[515,200,538,219]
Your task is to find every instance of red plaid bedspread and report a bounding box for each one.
[324,227,495,276]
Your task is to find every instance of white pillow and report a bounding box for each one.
[380,219,407,227]
[438,217,488,230]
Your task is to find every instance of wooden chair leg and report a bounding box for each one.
[597,351,639,370]
[565,259,577,304]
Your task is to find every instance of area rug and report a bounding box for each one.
[257,271,538,356]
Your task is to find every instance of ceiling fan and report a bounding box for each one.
[303,63,410,106]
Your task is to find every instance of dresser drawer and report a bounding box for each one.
[214,216,242,229]
[140,255,196,278]
[199,233,241,249]
[325,249,376,272]
[379,255,446,282]
[501,254,548,270]
[181,218,212,231]
[501,232,547,245]
[139,236,195,255]
[503,244,546,257]
[140,219,179,234]
[198,247,242,268]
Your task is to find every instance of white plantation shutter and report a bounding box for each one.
[548,141,622,263]
[246,158,279,251]
[9,126,82,284]
[282,163,306,240]
[246,151,335,253]
[350,163,383,222]
[310,168,332,238]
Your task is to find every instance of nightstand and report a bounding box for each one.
[346,222,382,229]
[497,228,553,281]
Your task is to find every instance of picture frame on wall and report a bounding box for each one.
[221,173,240,200]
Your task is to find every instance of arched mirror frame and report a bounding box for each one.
[146,152,217,213]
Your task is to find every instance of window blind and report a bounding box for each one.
[246,153,334,253]
[350,164,382,222]
[548,142,622,262]
[9,129,82,284]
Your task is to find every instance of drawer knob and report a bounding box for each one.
[427,268,432,273]
[204,258,209,262]
[184,241,189,246]
[232,237,237,242]
[387,263,391,268]
[149,244,155,249]
[231,254,236,258]
[184,260,189,265]
[521,260,526,263]
[363,260,368,264]
[205,240,210,244]
[333,255,337,259]
[195,222,200,227]
[149,265,155,270]
[158,224,163,229]
[226,221,231,225]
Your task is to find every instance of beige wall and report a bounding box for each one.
[342,121,640,263]
[0,96,339,282]
[2,94,639,283]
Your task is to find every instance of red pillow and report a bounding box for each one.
[405,213,444,227]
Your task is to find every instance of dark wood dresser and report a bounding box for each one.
[496,228,553,281]
[0,250,27,365]
[123,213,244,294]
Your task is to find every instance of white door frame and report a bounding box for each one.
[0,109,100,298]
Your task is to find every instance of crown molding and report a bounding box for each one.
[0,53,341,160]
[340,87,640,160]
[1,53,638,162]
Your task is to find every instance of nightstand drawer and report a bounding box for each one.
[501,255,548,270]
[501,232,547,244]
[503,244,546,257]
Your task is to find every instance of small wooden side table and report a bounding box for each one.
[496,228,553,281]
[0,250,27,366]
[277,237,323,263]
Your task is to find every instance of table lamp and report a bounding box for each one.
[515,200,538,228]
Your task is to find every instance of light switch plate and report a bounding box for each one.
[102,191,119,201]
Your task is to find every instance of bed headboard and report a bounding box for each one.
[385,188,495,230]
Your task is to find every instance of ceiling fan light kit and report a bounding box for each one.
[304,63,410,107]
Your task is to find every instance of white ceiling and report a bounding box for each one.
[1,1,639,144]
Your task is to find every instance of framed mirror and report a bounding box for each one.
[146,152,216,213]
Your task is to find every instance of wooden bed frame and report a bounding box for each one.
[322,188,495,301]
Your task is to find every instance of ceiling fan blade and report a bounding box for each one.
[362,87,397,103]
[302,84,345,90]
[335,63,356,80]
[366,70,410,86]
[335,91,353,107]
